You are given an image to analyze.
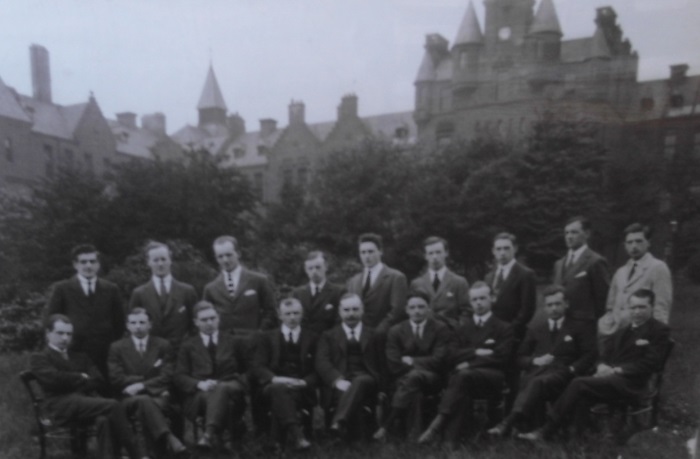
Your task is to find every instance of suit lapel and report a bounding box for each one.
[359,326,370,351]
[626,257,649,288]
[419,320,435,351]
[231,269,250,302]
[498,263,519,295]
[368,266,388,296]
[336,327,348,356]
[566,249,590,281]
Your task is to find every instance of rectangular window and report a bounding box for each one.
[663,133,677,159]
[4,138,13,162]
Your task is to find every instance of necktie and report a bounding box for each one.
[349,328,357,342]
[313,285,320,297]
[158,276,166,296]
[86,280,94,297]
[207,336,217,374]
[627,263,637,281]
[566,252,575,268]
[138,340,145,356]
[476,318,483,328]
[362,269,372,298]
[550,321,559,344]
[493,268,504,291]
[60,350,69,360]
[288,332,294,344]
[226,272,236,296]
[432,273,441,292]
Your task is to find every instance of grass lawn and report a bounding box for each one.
[1,278,698,458]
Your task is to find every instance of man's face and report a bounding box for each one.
[47,320,73,351]
[147,246,172,277]
[543,292,568,321]
[564,221,588,250]
[304,256,327,285]
[625,232,650,261]
[214,241,239,272]
[406,296,430,323]
[359,242,381,269]
[629,295,653,326]
[425,241,447,271]
[126,312,152,339]
[469,286,493,316]
[338,297,363,327]
[278,302,304,329]
[194,308,220,335]
[492,238,516,266]
[73,252,100,279]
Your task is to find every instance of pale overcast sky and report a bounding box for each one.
[1,0,699,133]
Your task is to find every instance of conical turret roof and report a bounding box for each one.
[197,65,227,111]
[454,1,483,46]
[590,27,612,58]
[530,0,562,35]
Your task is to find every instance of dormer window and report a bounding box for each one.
[257,145,268,156]
[233,147,245,159]
[670,93,684,108]
[394,127,408,140]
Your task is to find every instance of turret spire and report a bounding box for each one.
[454,1,483,46]
[530,0,562,35]
[197,65,227,111]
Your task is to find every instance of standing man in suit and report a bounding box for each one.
[520,289,671,443]
[488,285,597,437]
[315,293,381,440]
[346,233,407,333]
[203,235,276,337]
[292,251,345,334]
[410,236,470,330]
[553,216,610,331]
[31,314,139,459]
[418,282,513,447]
[46,244,125,381]
[374,290,450,441]
[599,223,673,339]
[129,241,198,352]
[251,298,318,450]
[175,301,247,451]
[108,307,188,457]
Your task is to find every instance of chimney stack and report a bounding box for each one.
[337,94,358,121]
[30,44,52,103]
[142,113,166,136]
[289,100,305,126]
[259,118,277,137]
[116,112,137,129]
[670,64,689,85]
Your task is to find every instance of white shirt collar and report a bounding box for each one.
[628,252,651,266]
[411,319,427,334]
[568,244,588,264]
[310,280,326,292]
[223,265,242,288]
[131,335,149,350]
[364,263,384,285]
[200,331,218,345]
[281,324,301,343]
[77,274,96,295]
[428,266,447,281]
[496,258,517,279]
[152,274,172,294]
[473,312,492,324]
[49,344,68,354]
[342,322,363,340]
[548,318,564,331]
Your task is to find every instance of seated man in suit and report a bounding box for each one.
[374,290,450,441]
[315,293,381,440]
[30,314,139,459]
[108,308,187,457]
[410,236,470,330]
[175,301,247,451]
[519,288,671,443]
[488,285,597,437]
[251,298,318,450]
[129,241,198,353]
[418,281,513,447]
[292,251,345,334]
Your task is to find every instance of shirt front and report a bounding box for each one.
[152,274,173,295]
[410,319,427,338]
[131,335,149,352]
[223,265,242,291]
[200,331,219,346]
[281,324,301,343]
[48,343,69,357]
[428,266,447,282]
[567,244,588,266]
[310,280,326,295]
[496,258,516,281]
[473,312,492,326]
[342,322,363,341]
[548,318,564,332]
[77,274,96,296]
[364,262,384,288]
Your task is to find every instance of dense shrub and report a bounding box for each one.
[0,294,45,353]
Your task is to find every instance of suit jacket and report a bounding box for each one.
[46,276,125,359]
[292,282,345,334]
[315,325,381,387]
[202,268,277,334]
[129,278,198,348]
[448,315,513,371]
[553,247,610,321]
[599,318,671,389]
[484,262,536,338]
[251,328,319,388]
[107,335,173,396]
[604,253,673,328]
[516,317,597,376]
[174,332,246,395]
[386,318,450,377]
[346,265,408,332]
[410,270,469,329]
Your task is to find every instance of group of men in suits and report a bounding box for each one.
[32,217,674,455]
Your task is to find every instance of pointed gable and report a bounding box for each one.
[197,65,227,111]
[454,1,483,46]
[530,0,562,35]
[590,27,612,59]
[0,77,31,123]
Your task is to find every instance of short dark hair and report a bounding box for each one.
[213,235,239,252]
[469,280,492,294]
[630,288,655,307]
[493,232,517,246]
[278,298,302,311]
[45,314,72,332]
[127,307,152,322]
[305,250,326,262]
[71,244,99,262]
[542,284,568,301]
[423,236,448,252]
[565,216,591,232]
[407,289,432,306]
[624,223,652,240]
[193,301,218,318]
[358,233,383,251]
[143,240,171,260]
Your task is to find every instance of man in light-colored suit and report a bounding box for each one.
[553,216,610,332]
[599,223,672,338]
[203,235,277,337]
[346,233,408,333]
[129,241,198,352]
[410,236,469,330]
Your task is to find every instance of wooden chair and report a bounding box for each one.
[19,370,96,459]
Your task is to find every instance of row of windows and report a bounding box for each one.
[664,131,700,159]
[44,143,93,178]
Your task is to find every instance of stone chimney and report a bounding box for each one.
[337,94,358,121]
[670,64,689,85]
[289,100,305,126]
[227,113,246,139]
[30,44,52,103]
[142,113,166,136]
[259,118,277,137]
[116,112,137,129]
[425,34,450,66]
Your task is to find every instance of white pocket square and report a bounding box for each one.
[484,339,495,345]
[244,289,256,296]
[575,271,587,278]
[564,335,573,342]
[178,305,186,313]
[153,359,162,368]
[325,304,334,311]
[636,339,649,346]
[446,292,454,297]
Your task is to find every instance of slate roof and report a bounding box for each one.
[108,119,162,159]
[0,77,31,122]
